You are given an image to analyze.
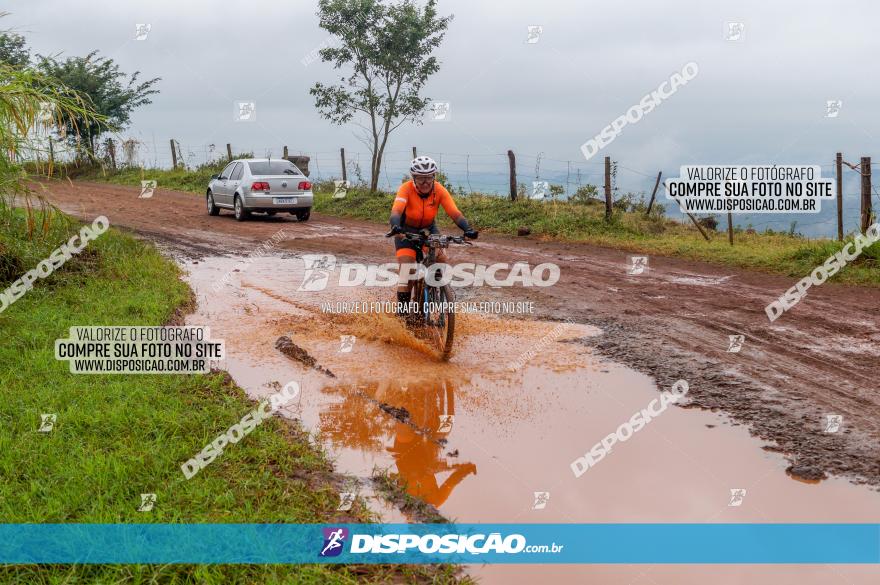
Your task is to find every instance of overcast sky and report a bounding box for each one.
[5,0,879,220]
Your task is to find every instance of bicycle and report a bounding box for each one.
[385,228,473,360]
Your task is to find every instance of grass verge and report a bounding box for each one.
[0,208,463,583]
[57,163,880,285]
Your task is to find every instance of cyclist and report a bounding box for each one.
[388,156,478,310]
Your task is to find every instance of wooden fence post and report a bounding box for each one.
[685,212,711,241]
[604,156,612,222]
[507,150,517,201]
[170,139,178,168]
[340,147,347,182]
[226,143,233,162]
[836,152,843,241]
[645,171,662,216]
[48,138,54,178]
[861,156,872,233]
[727,212,734,245]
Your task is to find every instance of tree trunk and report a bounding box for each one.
[369,135,380,192]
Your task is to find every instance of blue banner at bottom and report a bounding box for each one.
[1,524,878,564]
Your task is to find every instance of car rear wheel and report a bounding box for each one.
[234,196,250,221]
[295,209,310,222]
[206,192,220,216]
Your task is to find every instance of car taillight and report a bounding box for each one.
[251,181,270,191]
[298,181,312,190]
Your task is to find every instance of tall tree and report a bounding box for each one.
[310,0,451,192]
[0,32,30,68]
[36,51,159,157]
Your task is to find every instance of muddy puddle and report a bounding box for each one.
[178,251,880,584]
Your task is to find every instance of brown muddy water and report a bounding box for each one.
[179,252,880,585]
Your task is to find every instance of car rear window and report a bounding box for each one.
[247,160,302,175]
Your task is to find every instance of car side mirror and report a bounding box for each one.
[211,174,220,180]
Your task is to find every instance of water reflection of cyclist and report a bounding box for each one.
[388,156,478,311]
[384,380,476,507]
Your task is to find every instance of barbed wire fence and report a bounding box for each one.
[34,135,875,239]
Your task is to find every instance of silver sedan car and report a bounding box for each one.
[206,158,314,221]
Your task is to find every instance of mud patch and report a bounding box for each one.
[275,336,336,378]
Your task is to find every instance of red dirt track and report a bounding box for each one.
[41,179,880,488]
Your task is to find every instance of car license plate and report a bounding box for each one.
[274,197,296,204]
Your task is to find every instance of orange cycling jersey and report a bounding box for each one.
[390,180,465,230]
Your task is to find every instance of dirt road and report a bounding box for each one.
[38,179,880,583]
[41,180,880,488]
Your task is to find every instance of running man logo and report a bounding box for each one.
[728,488,746,507]
[139,180,157,199]
[824,414,843,433]
[320,527,349,557]
[138,493,156,512]
[532,491,550,510]
[526,25,543,44]
[339,335,356,353]
[825,100,842,118]
[38,413,56,433]
[727,335,745,353]
[333,180,349,199]
[724,21,744,41]
[437,414,454,433]
[627,256,648,275]
[531,181,548,200]
[299,254,336,291]
[337,492,356,511]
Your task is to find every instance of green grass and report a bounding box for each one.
[58,163,880,285]
[0,208,463,584]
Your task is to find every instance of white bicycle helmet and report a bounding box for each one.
[410,156,437,176]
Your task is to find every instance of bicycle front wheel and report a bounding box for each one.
[425,283,455,360]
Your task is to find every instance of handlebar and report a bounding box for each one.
[384,229,474,246]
